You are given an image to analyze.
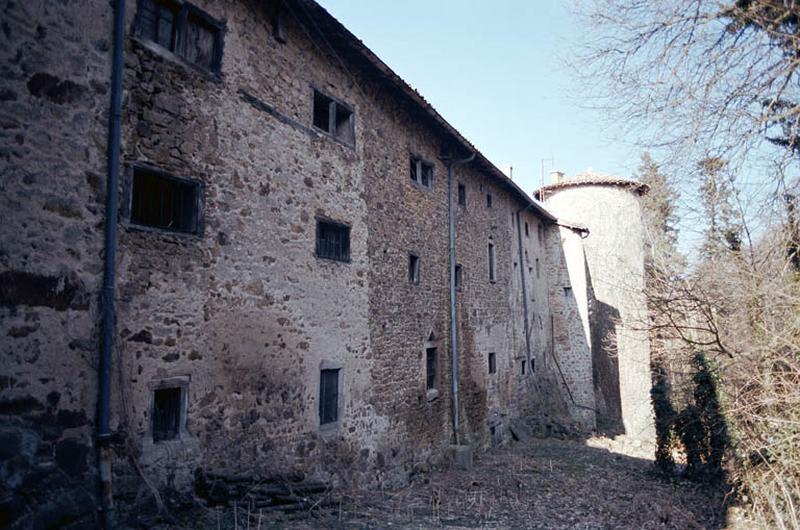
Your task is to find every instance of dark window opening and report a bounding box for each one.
[455,264,463,290]
[316,220,350,262]
[313,91,331,131]
[410,157,433,189]
[134,0,223,73]
[490,425,496,436]
[522,360,526,375]
[563,286,572,296]
[525,221,529,237]
[319,368,340,425]
[488,352,496,374]
[153,387,182,442]
[486,193,493,208]
[458,183,466,206]
[271,1,286,43]
[312,89,354,145]
[409,254,420,284]
[488,243,496,281]
[426,347,437,390]
[130,167,200,234]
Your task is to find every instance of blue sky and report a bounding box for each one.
[318,0,641,196]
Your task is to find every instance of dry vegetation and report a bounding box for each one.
[152,437,727,529]
[574,1,800,526]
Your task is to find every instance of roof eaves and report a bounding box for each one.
[291,0,556,222]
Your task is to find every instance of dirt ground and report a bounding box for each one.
[190,436,733,530]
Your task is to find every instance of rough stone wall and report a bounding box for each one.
[1,0,593,525]
[543,185,655,442]
[0,1,113,526]
[116,0,384,489]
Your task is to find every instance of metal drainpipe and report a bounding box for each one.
[98,0,125,526]
[516,205,534,374]
[446,151,474,445]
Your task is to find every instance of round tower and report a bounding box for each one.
[537,171,655,443]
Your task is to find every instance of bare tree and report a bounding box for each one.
[575,0,800,189]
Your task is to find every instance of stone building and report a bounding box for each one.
[0,0,652,526]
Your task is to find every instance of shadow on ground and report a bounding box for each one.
[175,437,730,529]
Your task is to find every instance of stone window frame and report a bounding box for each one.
[131,0,226,77]
[318,360,344,434]
[409,153,435,191]
[488,352,497,375]
[422,332,441,401]
[310,86,356,148]
[146,375,190,444]
[121,162,205,238]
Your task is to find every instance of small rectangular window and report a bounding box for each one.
[312,89,354,145]
[319,368,340,425]
[488,352,496,374]
[316,220,351,262]
[134,0,224,73]
[522,360,526,375]
[153,387,182,442]
[409,254,420,284]
[488,243,496,281]
[426,347,437,390]
[525,221,529,237]
[486,193,493,208]
[458,183,466,206]
[130,167,200,234]
[455,264,463,290]
[410,157,433,189]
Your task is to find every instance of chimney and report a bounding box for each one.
[550,170,565,184]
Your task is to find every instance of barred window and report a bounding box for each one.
[153,387,182,442]
[319,368,340,425]
[130,166,201,234]
[316,220,351,262]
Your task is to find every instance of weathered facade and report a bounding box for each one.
[0,0,652,526]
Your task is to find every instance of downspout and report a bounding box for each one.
[515,205,533,374]
[446,151,474,445]
[98,0,125,527]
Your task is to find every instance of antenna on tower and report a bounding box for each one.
[540,157,555,188]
